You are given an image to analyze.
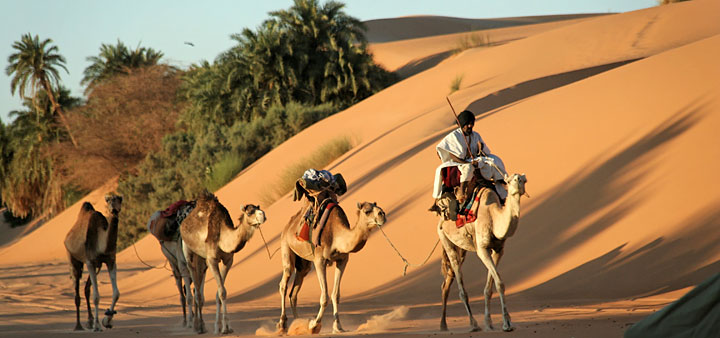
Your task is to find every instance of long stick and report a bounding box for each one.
[446,97,482,159]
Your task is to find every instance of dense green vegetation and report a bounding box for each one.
[1,0,395,250]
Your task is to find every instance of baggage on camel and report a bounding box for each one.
[293,169,346,246]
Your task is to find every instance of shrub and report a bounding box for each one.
[454,32,490,54]
[450,74,464,94]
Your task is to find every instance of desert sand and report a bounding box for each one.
[1,1,719,337]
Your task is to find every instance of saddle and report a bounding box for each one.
[430,169,500,227]
[296,198,337,247]
[149,200,196,241]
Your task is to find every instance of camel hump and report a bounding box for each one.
[196,190,218,204]
[80,201,95,213]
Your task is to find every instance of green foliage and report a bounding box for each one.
[449,74,464,94]
[204,152,246,192]
[62,184,89,208]
[454,32,491,54]
[261,136,353,205]
[179,0,396,132]
[116,101,338,250]
[0,87,81,218]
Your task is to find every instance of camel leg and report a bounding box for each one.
[101,260,120,329]
[69,255,84,331]
[85,262,102,331]
[477,248,512,332]
[483,249,503,331]
[163,243,187,326]
[309,259,328,334]
[84,266,100,328]
[209,257,233,334]
[176,240,194,328]
[438,226,479,332]
[184,246,206,334]
[289,258,311,318]
[440,247,466,331]
[84,274,93,328]
[277,244,294,333]
[330,258,348,333]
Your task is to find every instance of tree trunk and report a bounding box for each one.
[42,78,78,147]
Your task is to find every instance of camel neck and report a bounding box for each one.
[105,212,119,253]
[220,220,255,253]
[494,190,521,240]
[339,217,372,253]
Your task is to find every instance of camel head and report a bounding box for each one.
[239,204,266,228]
[356,202,386,228]
[506,174,528,197]
[105,194,123,215]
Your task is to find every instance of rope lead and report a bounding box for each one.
[377,225,440,276]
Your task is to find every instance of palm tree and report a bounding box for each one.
[6,33,78,147]
[268,0,390,106]
[82,40,164,94]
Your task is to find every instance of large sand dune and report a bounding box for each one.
[1,1,718,337]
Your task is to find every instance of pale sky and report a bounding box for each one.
[0,0,657,123]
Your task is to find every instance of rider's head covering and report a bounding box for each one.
[458,110,475,127]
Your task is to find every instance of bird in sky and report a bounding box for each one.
[184,41,195,47]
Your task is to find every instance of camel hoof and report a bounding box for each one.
[221,327,233,334]
[503,324,514,332]
[469,326,482,332]
[102,316,113,328]
[73,323,84,331]
[440,324,448,331]
[309,321,322,334]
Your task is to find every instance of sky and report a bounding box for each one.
[0,0,657,123]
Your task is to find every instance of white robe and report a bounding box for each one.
[433,128,507,198]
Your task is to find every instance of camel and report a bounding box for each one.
[276,200,387,334]
[436,173,527,332]
[180,191,266,334]
[63,194,123,331]
[146,208,194,328]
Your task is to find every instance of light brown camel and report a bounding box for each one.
[146,209,194,328]
[64,194,123,331]
[180,191,266,334]
[276,200,387,334]
[437,173,527,332]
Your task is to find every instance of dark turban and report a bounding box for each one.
[458,110,475,127]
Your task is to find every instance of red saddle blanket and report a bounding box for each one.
[161,200,190,218]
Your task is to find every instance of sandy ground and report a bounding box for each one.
[0,260,674,337]
[2,1,720,337]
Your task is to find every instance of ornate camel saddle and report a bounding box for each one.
[148,200,196,241]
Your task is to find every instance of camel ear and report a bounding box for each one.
[357,202,362,210]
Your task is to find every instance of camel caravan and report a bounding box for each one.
[63,109,527,335]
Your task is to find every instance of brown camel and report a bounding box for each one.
[180,191,266,334]
[276,200,387,334]
[146,208,194,328]
[437,173,527,332]
[64,194,123,331]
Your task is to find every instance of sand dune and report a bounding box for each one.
[364,14,607,43]
[2,1,719,336]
